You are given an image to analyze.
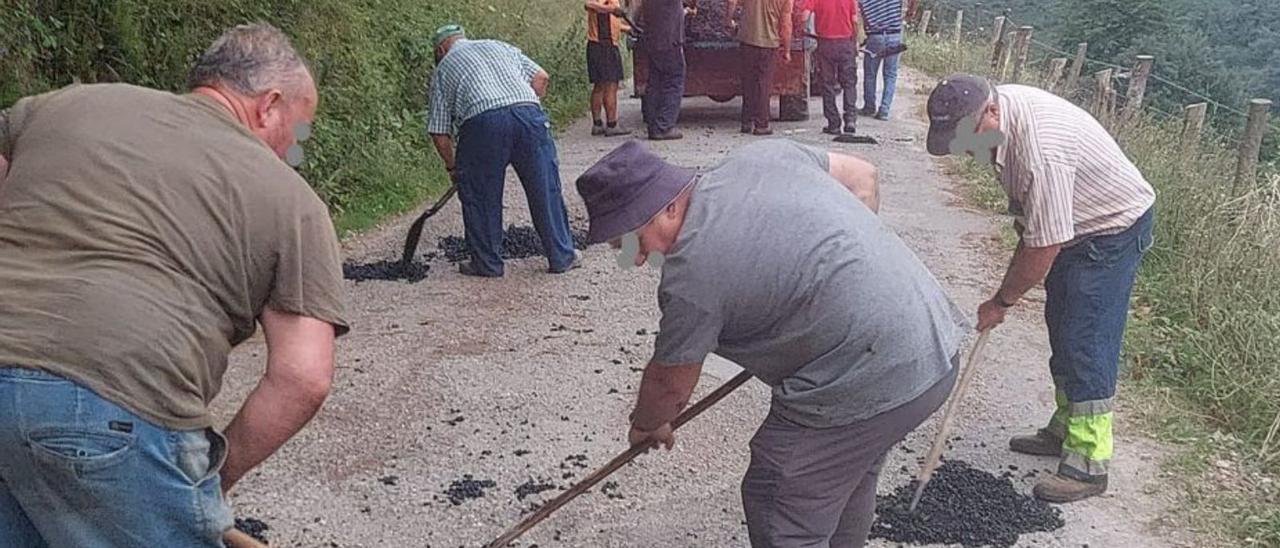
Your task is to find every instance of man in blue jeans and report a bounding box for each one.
[428,24,580,276]
[858,0,903,120]
[926,74,1156,502]
[0,24,347,545]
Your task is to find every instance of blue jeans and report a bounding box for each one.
[0,367,231,547]
[862,33,902,116]
[455,104,577,276]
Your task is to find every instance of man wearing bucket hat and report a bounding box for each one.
[925,74,1155,502]
[575,139,970,547]
[427,24,580,277]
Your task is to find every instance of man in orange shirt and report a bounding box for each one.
[586,0,633,136]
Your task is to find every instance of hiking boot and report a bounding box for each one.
[1033,473,1108,503]
[859,106,877,117]
[591,124,606,136]
[549,250,583,274]
[458,261,502,278]
[822,124,842,135]
[649,129,684,141]
[1009,428,1064,456]
[752,126,774,136]
[603,125,631,137]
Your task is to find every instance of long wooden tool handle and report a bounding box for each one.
[483,370,754,548]
[909,329,993,511]
[223,528,268,548]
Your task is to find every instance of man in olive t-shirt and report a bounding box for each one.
[0,24,346,547]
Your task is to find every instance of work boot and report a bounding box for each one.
[843,124,857,134]
[822,123,842,135]
[548,250,583,274]
[1009,428,1064,456]
[458,261,502,278]
[752,126,774,136]
[1033,473,1107,503]
[604,125,631,137]
[859,106,877,117]
[649,129,683,141]
[740,124,753,134]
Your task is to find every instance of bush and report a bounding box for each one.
[1,0,592,234]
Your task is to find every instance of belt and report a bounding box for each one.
[865,28,902,35]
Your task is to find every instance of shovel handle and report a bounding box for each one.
[483,370,754,548]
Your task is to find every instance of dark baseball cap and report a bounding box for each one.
[926,74,993,156]
[575,140,697,245]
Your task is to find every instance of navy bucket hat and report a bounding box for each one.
[575,140,697,244]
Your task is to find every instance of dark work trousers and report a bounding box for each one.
[640,46,686,135]
[816,38,858,129]
[740,44,778,129]
[742,357,959,548]
[454,104,577,276]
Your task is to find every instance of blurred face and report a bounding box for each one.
[250,70,318,163]
[609,201,685,269]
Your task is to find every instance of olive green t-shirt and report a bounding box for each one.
[0,84,349,430]
[739,0,792,48]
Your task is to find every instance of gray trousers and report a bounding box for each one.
[816,38,858,129]
[741,357,959,548]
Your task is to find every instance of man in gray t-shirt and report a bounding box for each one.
[576,139,970,547]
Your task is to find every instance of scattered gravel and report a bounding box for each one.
[444,475,497,505]
[234,517,270,544]
[514,478,558,500]
[437,225,588,263]
[871,460,1065,547]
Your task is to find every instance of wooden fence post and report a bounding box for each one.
[953,10,964,49]
[989,16,1006,72]
[1122,55,1155,123]
[1181,102,1208,157]
[1234,98,1274,195]
[1010,26,1033,83]
[1044,57,1068,93]
[919,10,932,35]
[1093,69,1113,124]
[1065,42,1088,95]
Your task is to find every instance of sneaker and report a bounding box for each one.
[752,126,774,136]
[604,125,632,137]
[591,124,605,136]
[875,112,890,121]
[549,250,583,274]
[822,124,842,135]
[1033,473,1108,503]
[458,261,502,278]
[649,129,684,141]
[858,106,877,117]
[1009,428,1064,457]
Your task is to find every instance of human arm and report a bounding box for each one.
[220,308,335,491]
[827,151,880,213]
[976,237,1061,330]
[725,0,740,29]
[628,361,703,448]
[0,155,8,184]
[430,133,457,179]
[530,69,550,98]
[586,0,615,13]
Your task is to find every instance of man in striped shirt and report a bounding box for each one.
[427,24,580,277]
[926,74,1156,503]
[858,0,904,120]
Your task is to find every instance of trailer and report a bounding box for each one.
[629,1,815,121]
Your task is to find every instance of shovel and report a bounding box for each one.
[908,328,993,512]
[224,528,268,548]
[482,370,754,548]
[399,184,458,271]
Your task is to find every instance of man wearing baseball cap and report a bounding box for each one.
[576,139,970,547]
[925,74,1156,502]
[427,24,580,277]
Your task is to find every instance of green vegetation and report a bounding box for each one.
[906,29,1280,546]
[1,0,593,234]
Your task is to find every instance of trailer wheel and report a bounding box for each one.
[708,94,736,103]
[779,95,809,121]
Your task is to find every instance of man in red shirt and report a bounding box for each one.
[805,0,860,134]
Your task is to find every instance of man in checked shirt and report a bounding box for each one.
[926,74,1156,503]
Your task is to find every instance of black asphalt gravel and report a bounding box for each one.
[234,517,270,544]
[445,475,497,505]
[341,260,430,283]
[871,460,1065,547]
[437,225,588,263]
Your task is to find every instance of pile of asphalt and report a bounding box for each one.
[234,517,270,544]
[445,475,497,505]
[437,225,589,263]
[341,259,430,283]
[686,1,741,42]
[871,460,1064,547]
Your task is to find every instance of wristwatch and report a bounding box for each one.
[994,292,1018,308]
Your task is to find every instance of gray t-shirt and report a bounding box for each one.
[652,140,970,428]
